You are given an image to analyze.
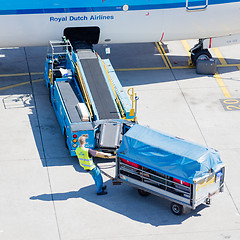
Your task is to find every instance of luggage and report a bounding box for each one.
[196,58,216,75]
[97,122,122,150]
[76,103,90,122]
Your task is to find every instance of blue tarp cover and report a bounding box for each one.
[117,125,224,183]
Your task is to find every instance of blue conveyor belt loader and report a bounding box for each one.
[44,39,137,156]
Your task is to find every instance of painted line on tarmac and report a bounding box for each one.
[171,65,194,69]
[0,72,43,78]
[115,66,168,71]
[181,40,191,57]
[217,64,240,67]
[181,40,194,67]
[116,64,239,72]
[214,72,232,98]
[158,41,193,69]
[0,79,43,91]
[155,42,170,69]
[181,41,232,98]
[212,48,227,65]
[212,48,232,98]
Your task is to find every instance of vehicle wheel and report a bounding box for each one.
[171,202,184,215]
[191,49,212,65]
[48,85,52,103]
[64,129,69,150]
[138,189,150,197]
[206,198,211,205]
[220,185,224,192]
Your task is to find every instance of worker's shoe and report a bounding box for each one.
[97,191,108,195]
[102,185,107,191]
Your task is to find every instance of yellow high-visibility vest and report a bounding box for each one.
[75,146,96,171]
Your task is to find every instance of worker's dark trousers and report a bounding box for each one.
[89,167,103,193]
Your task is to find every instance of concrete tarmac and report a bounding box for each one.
[1,41,240,240]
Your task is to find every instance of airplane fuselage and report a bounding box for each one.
[0,0,240,47]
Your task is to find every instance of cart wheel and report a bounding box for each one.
[206,198,211,205]
[138,189,150,197]
[220,185,224,192]
[171,202,184,215]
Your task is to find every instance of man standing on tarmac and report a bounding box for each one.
[75,136,115,195]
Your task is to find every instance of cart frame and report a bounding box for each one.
[115,157,225,215]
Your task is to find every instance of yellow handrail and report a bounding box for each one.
[48,69,53,85]
[127,87,137,121]
[74,62,94,120]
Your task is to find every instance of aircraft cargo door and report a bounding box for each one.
[186,0,208,11]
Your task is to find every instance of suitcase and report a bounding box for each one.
[196,58,216,75]
[97,122,122,150]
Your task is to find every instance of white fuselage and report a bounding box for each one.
[0,2,240,47]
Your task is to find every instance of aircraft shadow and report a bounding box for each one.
[94,42,240,86]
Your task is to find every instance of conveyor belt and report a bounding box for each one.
[56,80,83,123]
[77,50,120,120]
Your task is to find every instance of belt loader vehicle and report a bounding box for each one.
[44,39,137,156]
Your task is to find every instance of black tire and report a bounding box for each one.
[206,198,211,205]
[138,189,150,197]
[64,129,69,150]
[171,202,184,215]
[191,49,212,65]
[48,85,52,103]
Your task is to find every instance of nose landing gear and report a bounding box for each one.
[190,39,216,74]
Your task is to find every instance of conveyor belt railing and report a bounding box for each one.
[73,62,94,120]
[76,49,120,120]
[100,58,126,119]
[100,57,137,121]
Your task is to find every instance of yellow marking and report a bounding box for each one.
[116,64,240,71]
[171,65,194,69]
[155,42,170,69]
[115,66,168,71]
[212,48,227,65]
[181,40,193,66]
[127,87,137,120]
[157,42,173,68]
[181,40,191,57]
[0,72,43,78]
[214,72,232,98]
[196,175,215,192]
[217,64,240,67]
[0,79,43,91]
[31,72,43,76]
[0,73,29,78]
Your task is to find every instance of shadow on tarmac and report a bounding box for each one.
[30,179,208,227]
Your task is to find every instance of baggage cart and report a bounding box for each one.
[115,125,225,215]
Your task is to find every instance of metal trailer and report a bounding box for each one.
[44,39,137,155]
[115,124,225,215]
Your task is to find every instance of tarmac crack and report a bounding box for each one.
[169,69,209,147]
[225,182,240,215]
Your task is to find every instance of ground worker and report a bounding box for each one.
[75,136,115,195]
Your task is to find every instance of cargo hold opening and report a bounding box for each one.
[64,27,100,46]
